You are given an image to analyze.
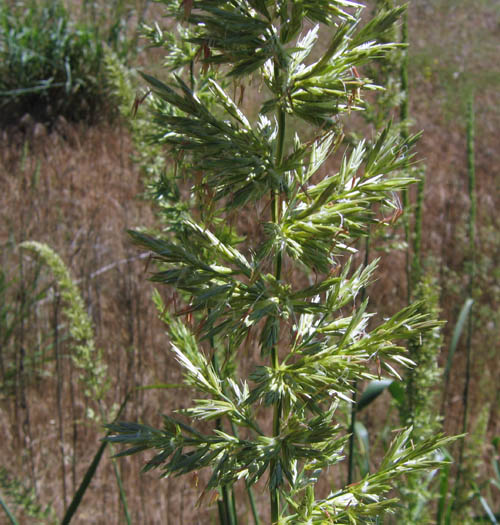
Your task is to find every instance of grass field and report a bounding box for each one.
[0,1,498,522]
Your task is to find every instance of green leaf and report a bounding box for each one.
[388,380,405,406]
[444,298,474,378]
[62,394,130,525]
[354,421,370,476]
[478,496,498,524]
[0,491,18,525]
[357,379,394,411]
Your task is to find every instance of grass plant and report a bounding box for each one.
[0,0,496,522]
[442,92,480,525]
[106,1,455,522]
[346,0,402,485]
[20,241,109,404]
[0,118,165,521]
[461,92,477,443]
[19,242,132,523]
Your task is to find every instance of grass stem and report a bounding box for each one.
[0,491,19,525]
[453,92,476,513]
[400,10,411,303]
[270,69,286,522]
[412,170,425,287]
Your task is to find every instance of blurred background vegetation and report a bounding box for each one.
[0,0,498,522]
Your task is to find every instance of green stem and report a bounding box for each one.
[211,342,237,525]
[96,401,131,525]
[221,485,235,525]
[400,9,411,303]
[218,500,229,525]
[246,480,260,525]
[272,97,286,282]
[466,95,476,296]
[275,108,285,278]
[453,93,476,512]
[411,170,425,287]
[111,459,132,525]
[61,441,107,525]
[230,488,238,525]
[270,81,286,524]
[0,491,19,525]
[347,384,358,485]
[62,394,130,524]
[227,418,260,524]
[400,11,409,128]
[190,60,195,91]
[270,397,282,524]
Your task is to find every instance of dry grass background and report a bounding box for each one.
[0,1,498,523]
[0,120,212,523]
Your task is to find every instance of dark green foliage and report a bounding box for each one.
[0,0,130,124]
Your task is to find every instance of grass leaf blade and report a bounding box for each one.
[0,491,19,525]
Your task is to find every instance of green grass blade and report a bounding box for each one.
[61,394,130,524]
[354,421,370,477]
[436,448,453,525]
[0,491,19,525]
[441,297,474,416]
[478,495,498,524]
[61,440,108,525]
[445,298,474,378]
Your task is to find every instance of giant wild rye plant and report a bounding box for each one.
[107,1,455,522]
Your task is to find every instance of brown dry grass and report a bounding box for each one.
[0,120,215,523]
